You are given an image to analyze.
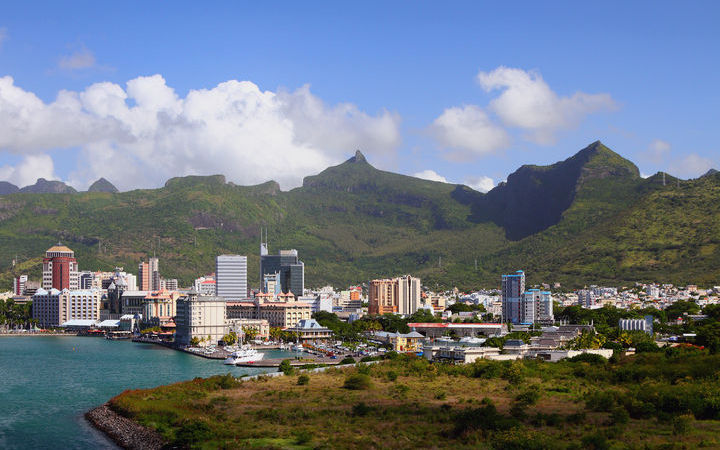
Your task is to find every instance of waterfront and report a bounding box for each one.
[0,336,294,449]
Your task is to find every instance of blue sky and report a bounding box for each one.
[0,1,718,191]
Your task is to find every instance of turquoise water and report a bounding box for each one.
[0,336,293,449]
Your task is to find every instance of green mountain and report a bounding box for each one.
[87,178,119,193]
[18,178,77,194]
[0,142,718,290]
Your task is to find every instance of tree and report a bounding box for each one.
[569,330,606,350]
[242,327,258,341]
[189,336,200,346]
[222,331,238,346]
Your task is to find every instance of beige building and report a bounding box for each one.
[175,291,227,346]
[227,297,312,329]
[143,289,181,326]
[227,318,270,340]
[369,275,422,316]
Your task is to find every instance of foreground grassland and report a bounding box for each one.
[109,350,720,449]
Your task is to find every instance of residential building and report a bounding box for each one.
[216,255,248,301]
[175,291,227,346]
[369,279,396,315]
[13,275,27,296]
[138,262,150,290]
[523,289,554,324]
[149,257,160,291]
[32,288,63,328]
[397,275,422,315]
[501,270,525,324]
[619,316,654,334]
[194,275,217,295]
[299,294,333,314]
[161,278,178,291]
[42,244,79,290]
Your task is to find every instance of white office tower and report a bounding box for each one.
[397,275,422,315]
[216,255,248,301]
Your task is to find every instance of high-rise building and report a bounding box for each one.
[149,257,160,291]
[14,275,27,295]
[259,232,305,298]
[175,290,228,346]
[501,270,525,324]
[138,261,150,291]
[523,289,554,323]
[42,244,79,290]
[216,255,248,301]
[369,276,422,316]
[32,288,102,327]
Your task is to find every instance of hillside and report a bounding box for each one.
[0,142,718,290]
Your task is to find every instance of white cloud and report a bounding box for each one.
[0,154,58,187]
[59,47,97,70]
[412,169,448,183]
[429,105,510,157]
[464,175,494,193]
[477,67,616,145]
[0,75,401,190]
[669,154,714,179]
[640,139,671,163]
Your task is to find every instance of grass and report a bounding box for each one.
[109,350,720,449]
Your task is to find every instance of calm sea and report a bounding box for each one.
[0,336,292,449]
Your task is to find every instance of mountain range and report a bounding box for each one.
[1,141,719,291]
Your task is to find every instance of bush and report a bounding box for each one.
[173,419,213,446]
[635,341,661,353]
[610,407,630,426]
[453,398,518,434]
[293,429,312,445]
[386,370,398,382]
[567,353,608,364]
[581,432,609,450]
[340,356,356,365]
[297,374,309,385]
[279,359,294,376]
[391,383,410,399]
[351,402,373,416]
[343,374,372,390]
[514,386,540,406]
[673,414,693,435]
[501,363,524,383]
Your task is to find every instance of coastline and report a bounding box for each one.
[85,405,164,450]
[0,333,77,337]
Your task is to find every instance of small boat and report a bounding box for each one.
[459,336,486,344]
[436,337,453,343]
[292,344,304,352]
[224,346,265,365]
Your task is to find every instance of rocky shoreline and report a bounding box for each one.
[85,404,164,450]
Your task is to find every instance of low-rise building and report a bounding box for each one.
[143,289,181,326]
[227,318,270,340]
[424,345,501,363]
[227,299,312,328]
[284,319,333,343]
[372,330,424,352]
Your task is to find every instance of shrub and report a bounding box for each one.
[581,432,609,450]
[293,429,312,445]
[585,391,617,412]
[173,419,213,446]
[514,386,540,406]
[344,374,372,390]
[297,374,309,385]
[351,402,373,417]
[357,363,371,375]
[453,398,518,434]
[279,359,294,376]
[635,341,661,353]
[386,370,398,382]
[391,384,410,399]
[567,353,608,364]
[501,363,524,383]
[673,414,693,435]
[610,407,630,426]
[340,356,356,365]
[384,351,399,360]
[435,391,447,400]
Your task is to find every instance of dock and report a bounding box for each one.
[235,356,342,368]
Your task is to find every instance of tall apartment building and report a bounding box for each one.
[369,276,422,316]
[138,258,160,291]
[14,275,27,295]
[138,262,150,290]
[260,240,304,297]
[42,244,79,290]
[175,291,227,346]
[501,270,525,324]
[216,255,248,301]
[523,289,554,324]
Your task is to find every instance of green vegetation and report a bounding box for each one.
[1,141,720,290]
[109,350,720,449]
[0,299,34,329]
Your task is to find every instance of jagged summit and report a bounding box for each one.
[701,168,719,178]
[164,175,227,189]
[349,150,367,163]
[19,178,77,194]
[88,178,119,193]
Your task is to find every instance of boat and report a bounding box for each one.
[224,346,265,365]
[436,337,454,343]
[459,336,486,344]
[292,344,304,352]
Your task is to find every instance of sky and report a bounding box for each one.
[0,1,718,191]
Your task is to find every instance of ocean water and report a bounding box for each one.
[0,336,292,449]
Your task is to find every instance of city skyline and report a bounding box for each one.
[0,2,718,191]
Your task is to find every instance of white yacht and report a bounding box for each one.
[459,336,486,344]
[224,347,264,365]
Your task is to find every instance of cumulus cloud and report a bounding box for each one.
[669,153,715,179]
[0,75,401,190]
[0,154,58,187]
[641,139,671,163]
[429,105,510,157]
[464,175,494,193]
[477,67,616,145]
[412,169,448,183]
[59,47,97,70]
